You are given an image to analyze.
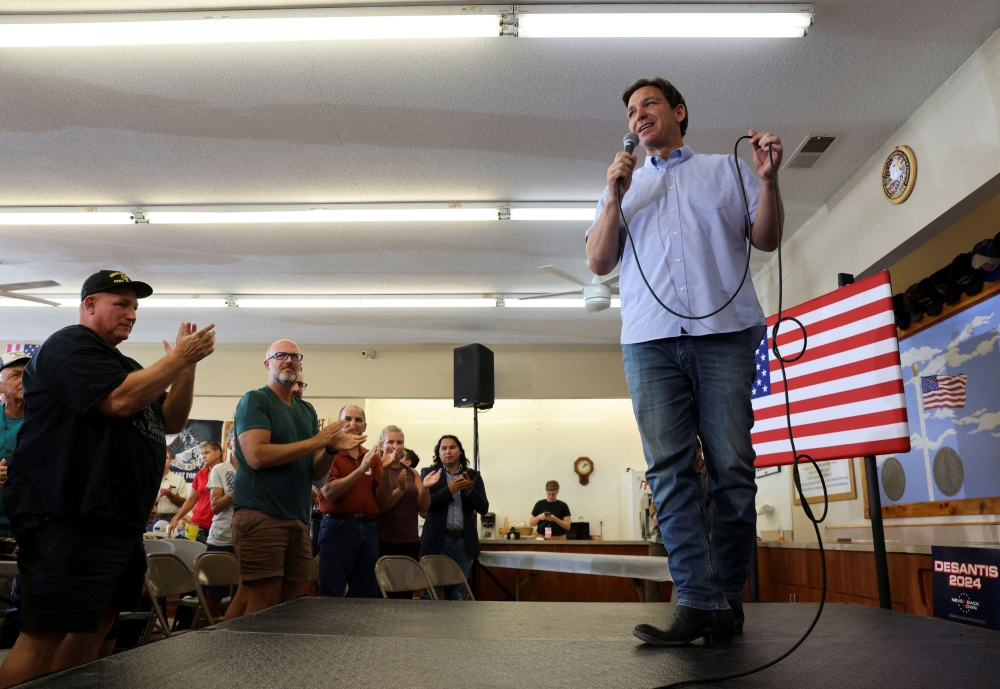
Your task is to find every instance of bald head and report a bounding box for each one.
[265,339,302,387]
[339,404,366,434]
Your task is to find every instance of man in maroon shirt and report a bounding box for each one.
[316,406,403,597]
[168,442,224,541]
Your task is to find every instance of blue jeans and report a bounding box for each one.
[623,325,763,611]
[438,535,473,601]
[317,515,379,598]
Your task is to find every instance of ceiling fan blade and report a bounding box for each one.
[518,290,583,301]
[602,273,620,287]
[0,291,61,307]
[539,266,588,287]
[0,280,60,292]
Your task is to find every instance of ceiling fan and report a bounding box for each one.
[0,281,62,307]
[520,266,619,312]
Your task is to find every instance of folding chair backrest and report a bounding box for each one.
[193,552,239,588]
[375,556,436,599]
[146,553,201,598]
[421,555,475,600]
[143,539,175,556]
[170,539,208,570]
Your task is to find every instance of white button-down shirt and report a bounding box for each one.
[587,146,767,344]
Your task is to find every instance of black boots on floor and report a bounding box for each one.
[633,601,744,646]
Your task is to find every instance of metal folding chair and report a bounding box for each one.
[374,556,436,599]
[193,551,239,623]
[144,553,214,641]
[421,555,476,600]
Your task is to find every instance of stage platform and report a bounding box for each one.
[22,598,1000,688]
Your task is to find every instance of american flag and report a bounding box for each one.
[921,375,967,410]
[5,344,39,356]
[751,271,911,467]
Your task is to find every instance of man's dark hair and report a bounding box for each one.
[201,441,223,454]
[432,435,469,470]
[406,449,420,469]
[622,77,688,137]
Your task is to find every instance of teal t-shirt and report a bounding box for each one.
[233,387,319,524]
[0,404,25,529]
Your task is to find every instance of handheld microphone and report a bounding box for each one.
[623,132,639,155]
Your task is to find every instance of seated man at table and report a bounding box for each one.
[530,481,571,538]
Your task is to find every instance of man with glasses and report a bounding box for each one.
[232,340,365,615]
[292,374,307,399]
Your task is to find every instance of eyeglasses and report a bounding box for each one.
[267,352,304,363]
[295,382,308,390]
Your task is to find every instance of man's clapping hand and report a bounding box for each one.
[164,322,216,365]
[449,474,473,494]
[423,468,443,488]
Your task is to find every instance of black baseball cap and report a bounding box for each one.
[80,270,153,301]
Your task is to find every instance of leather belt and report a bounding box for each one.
[446,529,465,538]
[331,514,373,523]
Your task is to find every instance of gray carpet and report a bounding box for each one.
[22,599,1000,688]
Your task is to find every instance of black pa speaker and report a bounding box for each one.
[454,344,494,409]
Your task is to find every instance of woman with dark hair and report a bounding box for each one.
[419,435,488,599]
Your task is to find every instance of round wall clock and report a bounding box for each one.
[882,145,917,204]
[574,457,594,485]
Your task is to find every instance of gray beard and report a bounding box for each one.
[273,369,298,386]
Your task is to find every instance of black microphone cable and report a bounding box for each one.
[613,138,831,687]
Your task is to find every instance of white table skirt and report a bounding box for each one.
[478,551,671,582]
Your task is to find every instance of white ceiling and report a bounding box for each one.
[1,1,998,344]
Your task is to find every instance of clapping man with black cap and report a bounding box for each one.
[0,270,216,687]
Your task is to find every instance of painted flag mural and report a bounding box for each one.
[5,344,39,356]
[921,375,968,410]
[751,271,911,467]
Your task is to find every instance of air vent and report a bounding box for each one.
[784,135,836,169]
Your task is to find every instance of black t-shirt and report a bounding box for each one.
[2,325,166,532]
[532,499,571,536]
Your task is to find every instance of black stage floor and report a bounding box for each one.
[22,599,1000,688]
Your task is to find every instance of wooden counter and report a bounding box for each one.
[476,539,673,602]
[755,541,934,617]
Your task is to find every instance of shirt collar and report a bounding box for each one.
[644,145,694,170]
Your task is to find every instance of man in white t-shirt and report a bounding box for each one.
[206,426,247,619]
[157,452,190,521]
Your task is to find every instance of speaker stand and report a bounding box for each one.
[473,405,480,471]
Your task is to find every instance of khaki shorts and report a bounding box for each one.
[232,509,313,583]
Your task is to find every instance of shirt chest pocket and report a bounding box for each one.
[688,180,730,209]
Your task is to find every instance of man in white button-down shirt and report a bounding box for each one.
[586,77,784,647]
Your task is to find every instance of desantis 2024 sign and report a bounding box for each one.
[932,546,1000,630]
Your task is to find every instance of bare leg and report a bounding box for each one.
[51,607,117,673]
[243,577,283,615]
[223,585,248,620]
[280,580,303,603]
[0,631,66,688]
[97,637,116,659]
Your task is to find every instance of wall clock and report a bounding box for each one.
[882,145,916,204]
[574,457,594,485]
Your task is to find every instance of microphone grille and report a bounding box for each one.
[623,133,639,153]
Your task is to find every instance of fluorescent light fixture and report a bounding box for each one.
[145,208,499,224]
[0,212,134,225]
[509,208,594,221]
[0,297,229,307]
[237,297,497,308]
[517,4,814,38]
[506,298,621,308]
[0,9,503,47]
